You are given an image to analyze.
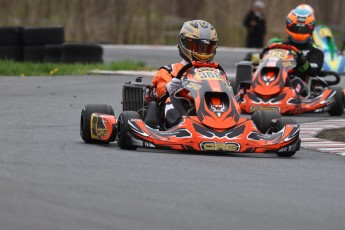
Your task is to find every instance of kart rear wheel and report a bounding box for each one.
[274,118,298,157]
[80,104,114,144]
[117,111,140,150]
[328,87,344,116]
[251,110,282,134]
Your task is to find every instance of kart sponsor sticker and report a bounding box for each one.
[297,16,306,23]
[310,63,318,68]
[90,114,110,140]
[186,82,202,91]
[130,119,141,122]
[282,61,294,67]
[194,70,223,81]
[200,142,240,151]
[267,61,277,67]
[268,50,289,59]
[250,106,281,112]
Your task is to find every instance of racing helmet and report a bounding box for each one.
[286,8,316,44]
[178,20,218,62]
[296,4,314,14]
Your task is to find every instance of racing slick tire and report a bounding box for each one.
[80,104,115,144]
[117,111,140,150]
[274,118,298,157]
[251,110,282,134]
[328,87,344,116]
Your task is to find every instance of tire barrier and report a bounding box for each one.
[0,46,22,61]
[22,26,64,46]
[0,27,23,61]
[44,44,62,63]
[23,45,45,62]
[60,43,103,63]
[0,26,104,63]
[22,26,64,62]
[0,27,23,45]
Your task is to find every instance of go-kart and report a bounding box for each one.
[236,43,344,116]
[80,61,301,157]
[313,25,345,74]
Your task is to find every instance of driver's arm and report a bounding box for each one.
[152,68,172,98]
[305,47,324,76]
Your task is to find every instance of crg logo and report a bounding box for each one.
[200,142,240,151]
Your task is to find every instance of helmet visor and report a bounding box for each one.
[288,24,314,34]
[182,37,217,54]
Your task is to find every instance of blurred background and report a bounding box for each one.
[0,0,344,47]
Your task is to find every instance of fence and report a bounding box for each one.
[0,0,344,47]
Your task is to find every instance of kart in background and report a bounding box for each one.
[313,25,345,74]
[235,43,344,116]
[80,61,301,157]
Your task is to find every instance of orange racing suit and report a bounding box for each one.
[151,60,188,127]
[152,60,187,98]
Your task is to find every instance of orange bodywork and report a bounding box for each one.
[239,47,337,115]
[182,66,241,129]
[126,116,300,153]
[90,113,117,142]
[152,62,185,97]
[122,62,300,153]
[241,87,335,115]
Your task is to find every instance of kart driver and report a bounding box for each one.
[148,20,219,128]
[296,4,314,14]
[284,7,324,95]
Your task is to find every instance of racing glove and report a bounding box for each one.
[259,47,269,59]
[296,55,309,72]
[166,78,182,95]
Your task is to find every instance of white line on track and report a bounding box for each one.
[301,119,345,156]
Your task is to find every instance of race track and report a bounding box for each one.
[1,74,345,230]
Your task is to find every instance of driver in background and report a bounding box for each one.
[147,20,219,128]
[284,6,324,96]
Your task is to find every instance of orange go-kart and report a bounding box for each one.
[236,43,344,115]
[80,61,300,157]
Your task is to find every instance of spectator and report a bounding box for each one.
[243,0,266,48]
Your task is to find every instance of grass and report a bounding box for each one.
[0,60,153,76]
[316,127,345,143]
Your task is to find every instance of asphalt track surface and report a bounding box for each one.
[102,45,251,72]
[1,46,345,230]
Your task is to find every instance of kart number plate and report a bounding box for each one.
[267,49,289,60]
[195,70,223,81]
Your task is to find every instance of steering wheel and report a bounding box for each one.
[160,61,226,102]
[262,44,340,85]
[260,43,303,59]
[175,61,225,79]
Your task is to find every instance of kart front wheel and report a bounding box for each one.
[80,104,114,144]
[274,118,298,157]
[117,111,140,150]
[328,87,344,116]
[251,110,282,134]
